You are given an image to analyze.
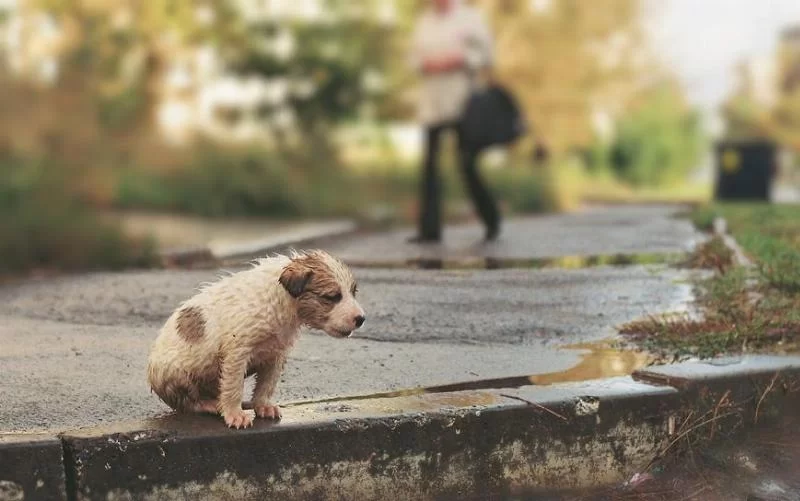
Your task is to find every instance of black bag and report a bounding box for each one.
[459,83,527,152]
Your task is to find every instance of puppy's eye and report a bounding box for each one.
[322,292,342,303]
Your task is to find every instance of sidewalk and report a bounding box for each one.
[109,211,356,255]
[0,205,699,434]
[4,204,787,500]
[317,204,701,264]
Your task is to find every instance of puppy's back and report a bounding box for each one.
[147,255,294,386]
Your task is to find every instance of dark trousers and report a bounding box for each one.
[417,122,500,240]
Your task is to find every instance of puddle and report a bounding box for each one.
[284,341,653,409]
[529,342,653,385]
[347,252,684,270]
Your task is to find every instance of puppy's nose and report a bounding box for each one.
[354,315,365,328]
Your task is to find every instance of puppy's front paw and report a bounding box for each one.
[223,410,253,429]
[254,403,282,420]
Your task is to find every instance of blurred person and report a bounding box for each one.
[408,0,500,243]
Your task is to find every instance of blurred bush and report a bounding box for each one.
[116,145,298,217]
[588,85,705,187]
[0,154,156,274]
[113,142,562,220]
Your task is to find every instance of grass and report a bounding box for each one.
[681,235,734,274]
[579,175,712,206]
[692,204,800,292]
[620,203,800,359]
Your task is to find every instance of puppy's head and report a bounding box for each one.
[279,250,365,338]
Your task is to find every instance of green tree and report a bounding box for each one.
[603,83,704,187]
[1,0,398,179]
[231,0,396,147]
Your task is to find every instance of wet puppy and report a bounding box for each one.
[147,250,365,429]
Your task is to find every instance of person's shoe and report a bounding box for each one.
[406,235,440,244]
[484,221,500,242]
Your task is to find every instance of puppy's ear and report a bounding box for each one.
[279,263,313,298]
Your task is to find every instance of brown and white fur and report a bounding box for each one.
[147,250,365,429]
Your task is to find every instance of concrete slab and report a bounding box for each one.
[208,220,358,260]
[0,264,693,433]
[0,434,66,501]
[312,205,702,265]
[160,219,358,267]
[113,211,355,255]
[634,355,800,388]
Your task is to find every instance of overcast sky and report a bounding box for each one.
[646,0,800,114]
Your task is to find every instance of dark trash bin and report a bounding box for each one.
[714,140,777,201]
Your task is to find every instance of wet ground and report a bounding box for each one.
[0,205,701,433]
[546,413,800,501]
[318,204,702,264]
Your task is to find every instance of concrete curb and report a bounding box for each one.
[712,216,754,268]
[3,355,799,500]
[0,434,66,501]
[159,220,359,268]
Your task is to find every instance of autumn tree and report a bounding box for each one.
[472,0,657,155]
[0,0,244,201]
[769,26,800,152]
[720,60,773,141]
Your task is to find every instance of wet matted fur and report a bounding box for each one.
[147,250,365,429]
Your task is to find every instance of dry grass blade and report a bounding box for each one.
[754,373,779,424]
[499,393,569,421]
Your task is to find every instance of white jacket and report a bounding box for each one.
[409,2,494,126]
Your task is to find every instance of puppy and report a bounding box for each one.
[147,250,365,429]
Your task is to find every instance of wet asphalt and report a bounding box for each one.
[0,205,702,432]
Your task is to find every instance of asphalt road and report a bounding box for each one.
[0,205,702,432]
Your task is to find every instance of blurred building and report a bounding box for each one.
[157,45,302,147]
[0,0,398,148]
[157,0,398,146]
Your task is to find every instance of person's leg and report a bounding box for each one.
[412,124,445,242]
[457,137,501,241]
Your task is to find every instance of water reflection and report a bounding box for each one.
[349,253,682,271]
[530,343,653,386]
[285,341,653,409]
